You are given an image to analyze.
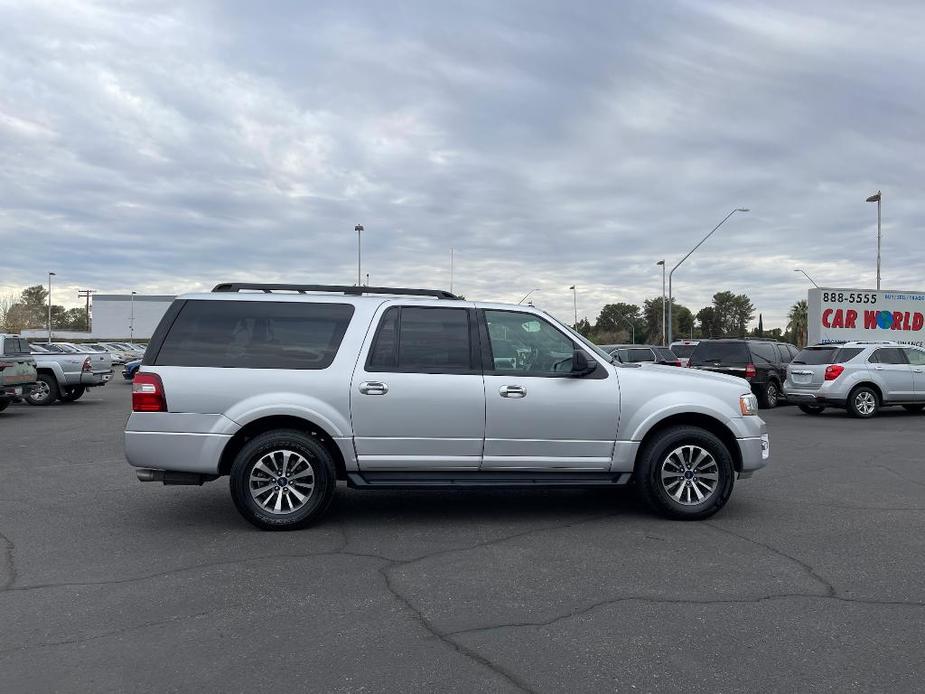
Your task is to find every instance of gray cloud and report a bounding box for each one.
[1,0,923,328]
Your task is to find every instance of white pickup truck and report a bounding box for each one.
[0,335,38,412]
[25,342,113,405]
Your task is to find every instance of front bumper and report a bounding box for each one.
[734,414,769,475]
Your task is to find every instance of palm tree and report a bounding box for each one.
[787,300,809,347]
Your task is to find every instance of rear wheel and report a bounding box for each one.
[847,386,879,418]
[634,426,735,520]
[798,404,825,415]
[0,399,9,412]
[903,404,925,413]
[757,380,780,409]
[59,386,86,402]
[24,374,59,406]
[229,429,336,531]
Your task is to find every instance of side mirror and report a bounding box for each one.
[571,350,597,376]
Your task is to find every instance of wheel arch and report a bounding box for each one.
[634,413,743,473]
[218,415,347,480]
[850,381,883,402]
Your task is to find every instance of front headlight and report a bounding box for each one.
[739,393,758,416]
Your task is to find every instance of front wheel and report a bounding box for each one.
[634,426,735,520]
[847,386,879,418]
[59,386,86,402]
[24,374,59,406]
[229,429,336,531]
[798,404,825,415]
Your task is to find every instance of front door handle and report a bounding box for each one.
[873,366,884,370]
[499,385,527,398]
[914,368,924,373]
[359,381,389,395]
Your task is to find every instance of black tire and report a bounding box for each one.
[633,426,735,521]
[229,429,336,531]
[0,399,9,412]
[24,373,59,406]
[757,380,780,409]
[798,404,825,416]
[903,404,925,413]
[847,386,879,418]
[59,386,86,403]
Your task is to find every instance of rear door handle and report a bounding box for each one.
[358,381,389,395]
[499,385,527,398]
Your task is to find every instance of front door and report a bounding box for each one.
[479,309,619,471]
[351,305,486,471]
[902,347,925,401]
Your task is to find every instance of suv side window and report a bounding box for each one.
[154,300,354,369]
[483,310,576,375]
[776,344,793,363]
[750,342,777,364]
[623,348,655,363]
[902,348,925,366]
[367,306,474,373]
[869,348,908,364]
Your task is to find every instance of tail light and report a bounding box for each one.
[0,361,12,370]
[745,363,757,379]
[825,364,845,381]
[673,359,682,367]
[81,357,92,372]
[132,372,167,412]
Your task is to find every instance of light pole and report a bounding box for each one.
[668,208,749,344]
[616,313,635,344]
[354,224,364,286]
[450,248,454,294]
[794,268,820,288]
[656,260,666,345]
[866,191,881,289]
[518,288,539,305]
[130,291,136,343]
[569,285,577,328]
[47,272,56,344]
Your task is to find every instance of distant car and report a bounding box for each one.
[688,339,799,409]
[669,340,700,367]
[784,341,925,418]
[608,344,681,366]
[98,343,136,365]
[123,359,142,380]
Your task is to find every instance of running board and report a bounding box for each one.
[347,471,632,489]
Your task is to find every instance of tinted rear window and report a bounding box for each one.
[655,347,677,360]
[3,338,30,355]
[154,300,354,369]
[671,344,696,358]
[690,342,749,363]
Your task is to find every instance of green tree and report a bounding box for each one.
[787,300,809,347]
[696,306,717,337]
[17,285,49,329]
[593,303,644,344]
[574,317,593,338]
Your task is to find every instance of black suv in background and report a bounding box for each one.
[687,339,799,408]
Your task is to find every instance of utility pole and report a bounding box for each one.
[77,289,94,333]
[354,224,364,286]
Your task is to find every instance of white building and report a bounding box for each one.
[89,294,175,340]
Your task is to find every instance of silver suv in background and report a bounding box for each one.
[784,341,925,418]
[126,283,769,530]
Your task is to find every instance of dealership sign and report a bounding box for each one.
[808,287,925,346]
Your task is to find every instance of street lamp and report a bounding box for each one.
[450,248,454,294]
[667,208,749,344]
[518,288,539,304]
[130,291,136,343]
[656,260,666,345]
[866,191,881,289]
[615,312,635,345]
[794,268,820,289]
[47,272,56,344]
[569,285,577,328]
[354,224,364,286]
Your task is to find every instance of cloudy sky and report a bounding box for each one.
[2,0,923,329]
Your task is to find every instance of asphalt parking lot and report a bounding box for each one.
[1,383,923,693]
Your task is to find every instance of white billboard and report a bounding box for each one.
[808,287,925,346]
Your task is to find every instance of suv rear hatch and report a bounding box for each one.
[688,341,750,377]
[787,345,863,391]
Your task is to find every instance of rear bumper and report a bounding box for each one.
[125,431,232,474]
[783,390,846,407]
[1,383,35,398]
[81,371,113,387]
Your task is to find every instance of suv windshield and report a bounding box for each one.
[690,342,749,364]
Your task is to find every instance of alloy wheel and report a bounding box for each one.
[248,449,316,515]
[855,391,876,416]
[660,445,719,506]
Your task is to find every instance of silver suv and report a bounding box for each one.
[125,283,769,530]
[784,341,925,418]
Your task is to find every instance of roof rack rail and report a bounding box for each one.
[211,283,460,299]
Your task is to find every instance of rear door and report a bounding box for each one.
[0,337,37,388]
[868,348,914,400]
[902,347,925,400]
[479,309,618,471]
[351,305,486,471]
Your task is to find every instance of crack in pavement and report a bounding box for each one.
[870,464,925,489]
[0,529,16,591]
